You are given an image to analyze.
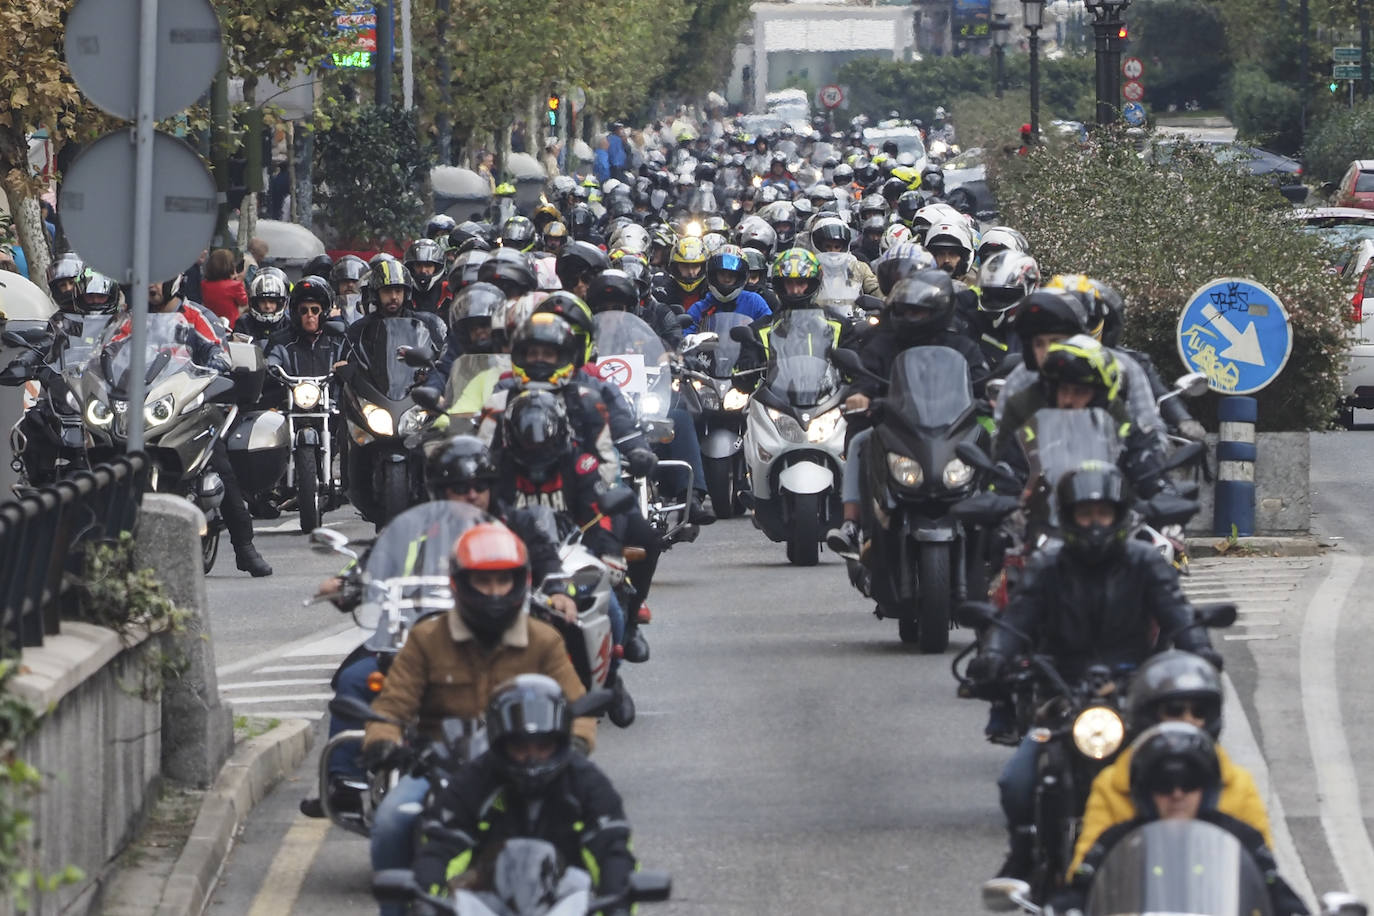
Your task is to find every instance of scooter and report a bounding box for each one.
[678,312,752,518]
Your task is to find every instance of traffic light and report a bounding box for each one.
[1331,80,1341,93]
[1117,22,1128,40]
[547,94,560,128]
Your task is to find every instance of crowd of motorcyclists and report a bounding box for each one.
[7,109,1345,916]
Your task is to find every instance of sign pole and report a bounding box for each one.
[1215,397,1257,536]
[128,0,160,452]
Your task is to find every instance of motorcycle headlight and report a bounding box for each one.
[887,453,924,488]
[723,389,750,411]
[85,399,112,427]
[293,381,322,410]
[1072,706,1125,760]
[397,405,429,435]
[942,457,974,489]
[697,385,721,410]
[765,405,806,443]
[805,407,842,443]
[640,393,664,417]
[361,402,394,437]
[143,395,174,428]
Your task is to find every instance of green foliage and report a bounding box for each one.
[646,0,753,110]
[1131,0,1230,111]
[315,103,432,244]
[839,53,1095,127]
[1303,98,1374,183]
[991,131,1350,431]
[1228,67,1304,155]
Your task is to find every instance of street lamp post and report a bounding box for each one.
[1084,0,1131,126]
[992,12,1011,100]
[1023,0,1046,142]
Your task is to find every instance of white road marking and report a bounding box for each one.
[257,663,340,674]
[216,620,361,677]
[283,626,370,658]
[220,678,333,691]
[1300,554,1374,902]
[226,693,335,705]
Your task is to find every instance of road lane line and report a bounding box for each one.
[221,678,333,691]
[245,815,331,916]
[217,620,360,677]
[227,693,335,704]
[1300,554,1374,902]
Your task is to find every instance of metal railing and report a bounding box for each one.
[0,453,148,653]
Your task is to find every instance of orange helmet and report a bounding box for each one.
[449,523,531,641]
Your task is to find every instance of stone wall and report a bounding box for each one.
[1184,433,1311,536]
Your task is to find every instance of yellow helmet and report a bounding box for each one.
[1043,274,1107,340]
[670,236,708,292]
[890,165,922,191]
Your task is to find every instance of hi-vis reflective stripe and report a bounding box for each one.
[444,849,474,882]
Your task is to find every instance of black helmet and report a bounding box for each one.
[556,241,609,291]
[511,312,579,386]
[920,165,946,196]
[534,291,596,366]
[873,241,936,296]
[404,238,446,292]
[448,282,505,354]
[616,256,655,304]
[885,270,954,342]
[447,250,491,293]
[567,204,597,241]
[289,275,335,330]
[426,214,457,240]
[1055,460,1131,564]
[1012,290,1089,368]
[1039,334,1122,408]
[500,216,538,253]
[741,247,769,290]
[896,190,924,226]
[449,523,531,644]
[304,254,334,280]
[504,389,570,479]
[366,258,414,313]
[1093,279,1127,348]
[586,268,639,313]
[881,176,907,207]
[331,254,368,288]
[478,249,538,299]
[79,271,123,314]
[810,220,852,253]
[1127,722,1222,819]
[448,220,485,250]
[1127,650,1224,738]
[426,435,498,499]
[485,674,573,797]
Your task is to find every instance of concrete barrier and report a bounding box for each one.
[1184,432,1311,536]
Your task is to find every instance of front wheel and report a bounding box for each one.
[703,456,739,519]
[376,461,409,529]
[296,447,322,533]
[786,492,821,567]
[202,528,221,574]
[916,542,952,653]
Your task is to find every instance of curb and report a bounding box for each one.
[1185,536,1324,558]
[154,719,314,916]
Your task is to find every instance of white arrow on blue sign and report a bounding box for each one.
[1175,277,1292,394]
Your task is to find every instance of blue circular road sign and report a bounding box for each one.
[1122,101,1146,126]
[1175,277,1292,395]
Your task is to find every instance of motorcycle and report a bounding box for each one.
[677,312,752,519]
[591,311,694,543]
[957,600,1237,905]
[444,353,513,432]
[305,500,488,836]
[337,317,437,528]
[832,346,991,652]
[66,314,286,571]
[269,365,343,533]
[737,309,847,566]
[814,251,864,320]
[374,840,671,916]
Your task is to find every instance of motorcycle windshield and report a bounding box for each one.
[60,315,114,371]
[444,354,511,415]
[593,311,672,421]
[353,317,434,401]
[359,501,486,642]
[763,309,839,408]
[1022,408,1123,492]
[1086,820,1274,916]
[887,347,974,429]
[89,313,215,398]
[815,253,862,312]
[700,312,752,379]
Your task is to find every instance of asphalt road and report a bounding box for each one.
[197,431,1374,914]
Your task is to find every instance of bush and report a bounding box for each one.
[1303,99,1374,185]
[1228,67,1303,155]
[315,104,433,245]
[990,131,1350,431]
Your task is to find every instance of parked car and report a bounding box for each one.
[1290,207,1374,425]
[1146,140,1308,204]
[1331,159,1374,211]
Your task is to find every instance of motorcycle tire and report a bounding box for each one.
[963,532,990,607]
[786,492,821,567]
[297,447,322,534]
[377,462,409,528]
[703,457,739,520]
[201,529,221,574]
[916,542,952,653]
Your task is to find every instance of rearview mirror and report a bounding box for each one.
[1194,602,1238,630]
[1322,892,1369,916]
[1174,371,1208,398]
[310,527,356,559]
[676,313,695,329]
[397,346,434,369]
[628,870,673,904]
[327,694,383,723]
[1142,493,1200,527]
[728,324,754,344]
[951,492,1020,526]
[409,386,445,413]
[569,688,615,719]
[0,363,33,386]
[1162,441,1203,473]
[981,877,1034,912]
[827,347,864,376]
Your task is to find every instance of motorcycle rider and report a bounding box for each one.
[741,248,781,311]
[966,250,1041,369]
[265,276,350,377]
[405,238,449,315]
[1051,722,1306,916]
[412,676,635,913]
[826,270,990,557]
[1069,650,1272,876]
[965,462,1220,883]
[925,221,979,288]
[361,523,597,916]
[555,240,611,301]
[146,278,272,577]
[331,255,370,322]
[46,253,85,310]
[662,236,709,312]
[424,281,506,396]
[346,257,447,353]
[683,245,773,332]
[233,269,291,344]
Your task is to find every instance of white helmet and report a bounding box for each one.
[925,221,976,276]
[879,223,913,255]
[977,226,1030,262]
[912,202,967,235]
[248,271,290,324]
[978,250,1041,326]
